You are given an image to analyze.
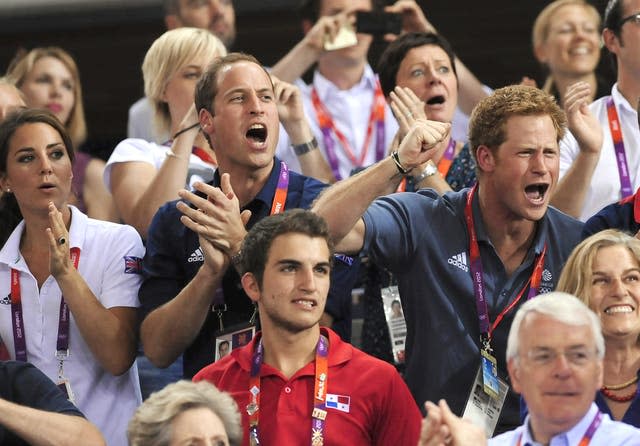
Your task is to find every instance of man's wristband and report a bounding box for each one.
[292,137,319,156]
[390,150,412,175]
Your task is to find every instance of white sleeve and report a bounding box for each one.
[559,130,580,179]
[103,138,157,191]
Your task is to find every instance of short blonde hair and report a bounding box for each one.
[127,380,242,446]
[557,229,640,308]
[142,27,227,137]
[5,47,87,148]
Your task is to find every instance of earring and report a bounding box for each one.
[3,187,9,193]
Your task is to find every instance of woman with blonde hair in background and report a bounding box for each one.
[531,0,608,106]
[105,27,226,238]
[5,46,118,222]
[558,229,640,426]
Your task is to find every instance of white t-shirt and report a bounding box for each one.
[560,83,640,221]
[104,138,216,192]
[0,206,144,445]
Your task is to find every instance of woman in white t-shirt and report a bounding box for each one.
[105,28,227,238]
[0,108,143,445]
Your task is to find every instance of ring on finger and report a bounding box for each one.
[57,236,66,246]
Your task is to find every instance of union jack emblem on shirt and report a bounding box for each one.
[123,256,142,274]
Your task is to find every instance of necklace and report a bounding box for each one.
[602,375,639,391]
[600,385,637,403]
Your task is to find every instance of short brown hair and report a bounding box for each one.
[194,52,272,115]
[468,85,566,164]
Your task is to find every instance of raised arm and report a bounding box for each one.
[312,119,450,253]
[270,11,351,83]
[48,204,140,376]
[386,0,488,115]
[273,76,335,183]
[109,103,207,238]
[551,81,603,218]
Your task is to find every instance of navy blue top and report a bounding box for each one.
[583,189,640,239]
[362,187,583,432]
[0,361,84,445]
[140,158,359,378]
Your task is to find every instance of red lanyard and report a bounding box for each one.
[606,98,633,198]
[464,185,546,342]
[192,146,217,166]
[10,247,80,361]
[311,79,386,180]
[516,411,602,446]
[247,334,329,446]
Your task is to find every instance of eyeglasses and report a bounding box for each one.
[524,347,598,367]
[619,12,640,27]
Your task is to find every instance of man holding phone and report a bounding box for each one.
[271,0,400,181]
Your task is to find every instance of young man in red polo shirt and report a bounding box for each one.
[194,209,421,445]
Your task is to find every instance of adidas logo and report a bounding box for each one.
[0,295,9,305]
[448,252,469,272]
[188,247,204,263]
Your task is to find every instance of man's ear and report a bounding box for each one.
[241,272,261,303]
[199,108,214,133]
[602,28,620,54]
[475,145,496,173]
[507,358,522,394]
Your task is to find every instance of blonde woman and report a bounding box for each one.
[558,229,640,426]
[532,0,606,106]
[105,27,226,238]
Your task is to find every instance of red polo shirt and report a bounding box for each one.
[194,328,421,446]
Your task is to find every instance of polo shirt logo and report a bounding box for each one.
[0,295,9,305]
[326,394,350,413]
[447,251,469,272]
[188,247,204,263]
[539,269,553,294]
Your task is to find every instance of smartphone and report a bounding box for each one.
[356,11,402,36]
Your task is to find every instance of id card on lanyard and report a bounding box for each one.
[247,334,329,446]
[10,247,80,403]
[212,161,290,355]
[311,80,386,181]
[462,185,546,435]
[606,97,633,199]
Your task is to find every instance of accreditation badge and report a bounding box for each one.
[381,285,406,364]
[213,323,256,362]
[462,366,508,437]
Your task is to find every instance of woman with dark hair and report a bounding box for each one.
[5,46,118,223]
[378,31,476,193]
[0,109,143,445]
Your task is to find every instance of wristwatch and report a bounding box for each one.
[292,137,319,156]
[413,160,438,183]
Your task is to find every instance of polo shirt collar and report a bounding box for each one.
[312,64,377,101]
[234,327,352,377]
[211,157,283,210]
[611,82,638,116]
